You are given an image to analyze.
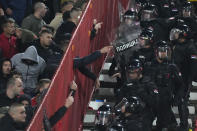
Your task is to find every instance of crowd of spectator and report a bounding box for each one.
[0,0,113,130]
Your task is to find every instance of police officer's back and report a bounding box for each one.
[133,28,155,76]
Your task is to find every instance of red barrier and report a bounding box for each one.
[27,0,129,131]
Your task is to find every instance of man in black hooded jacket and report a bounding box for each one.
[0,58,12,93]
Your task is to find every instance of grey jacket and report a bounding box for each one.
[11,46,46,89]
[21,14,46,36]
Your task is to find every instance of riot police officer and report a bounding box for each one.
[180,1,197,42]
[108,9,141,100]
[109,9,141,78]
[118,59,159,130]
[133,28,155,76]
[150,40,185,131]
[118,9,141,41]
[169,23,197,131]
[116,96,147,131]
[182,1,194,18]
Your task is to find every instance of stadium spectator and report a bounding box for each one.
[0,7,4,16]
[17,94,34,129]
[0,77,23,108]
[55,7,82,38]
[40,25,55,35]
[15,27,37,53]
[50,1,74,31]
[21,2,47,36]
[0,58,12,93]
[0,8,6,34]
[42,24,108,80]
[10,70,22,79]
[54,33,71,52]
[0,18,17,59]
[11,46,46,96]
[75,0,88,11]
[43,81,76,129]
[32,78,51,108]
[0,0,32,25]
[60,0,78,4]
[31,29,62,63]
[48,92,74,127]
[0,103,26,131]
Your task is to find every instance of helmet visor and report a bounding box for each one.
[95,111,112,125]
[141,10,154,21]
[124,15,135,25]
[183,8,192,17]
[157,46,171,60]
[169,28,181,41]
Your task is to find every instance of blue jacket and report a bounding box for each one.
[0,0,32,10]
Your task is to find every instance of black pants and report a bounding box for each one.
[156,98,177,130]
[178,81,191,130]
[178,98,189,130]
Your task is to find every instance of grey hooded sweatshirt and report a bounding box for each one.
[11,46,46,90]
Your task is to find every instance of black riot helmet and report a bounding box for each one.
[139,28,154,47]
[95,104,113,130]
[182,2,193,17]
[169,1,179,17]
[155,41,172,61]
[123,10,138,25]
[140,4,158,21]
[126,96,145,113]
[117,96,145,114]
[169,0,180,16]
[126,59,142,82]
[170,23,191,41]
[124,10,137,19]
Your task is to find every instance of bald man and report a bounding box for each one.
[22,2,47,35]
[0,103,26,131]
